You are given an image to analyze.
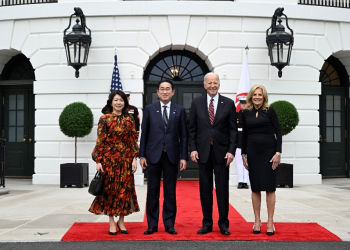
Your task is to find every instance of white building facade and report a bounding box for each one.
[1,0,350,186]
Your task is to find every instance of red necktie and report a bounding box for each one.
[209,98,214,144]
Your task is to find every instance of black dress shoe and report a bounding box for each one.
[197,226,213,235]
[267,225,275,236]
[220,227,230,235]
[144,227,158,235]
[109,225,117,235]
[117,221,129,234]
[243,183,249,189]
[253,220,261,234]
[237,182,243,189]
[165,227,177,235]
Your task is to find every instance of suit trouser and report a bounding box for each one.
[146,152,178,228]
[198,146,229,229]
[235,148,250,183]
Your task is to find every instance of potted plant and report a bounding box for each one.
[59,102,93,188]
[270,100,299,188]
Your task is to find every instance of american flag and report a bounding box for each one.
[109,55,123,95]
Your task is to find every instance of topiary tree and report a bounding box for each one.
[59,102,93,164]
[270,100,299,136]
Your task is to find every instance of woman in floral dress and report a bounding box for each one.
[89,90,140,235]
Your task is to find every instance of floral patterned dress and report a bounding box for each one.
[89,113,140,216]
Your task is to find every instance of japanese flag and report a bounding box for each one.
[235,53,251,112]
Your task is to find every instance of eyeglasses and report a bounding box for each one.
[158,88,172,92]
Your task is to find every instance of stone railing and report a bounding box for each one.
[299,0,350,8]
[0,0,57,7]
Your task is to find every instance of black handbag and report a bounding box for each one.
[88,170,105,197]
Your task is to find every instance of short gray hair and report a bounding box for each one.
[204,72,220,83]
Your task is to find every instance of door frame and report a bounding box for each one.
[0,81,35,178]
[319,86,347,177]
[319,56,350,178]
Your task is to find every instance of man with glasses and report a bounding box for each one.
[140,79,188,235]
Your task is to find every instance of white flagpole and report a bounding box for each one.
[235,45,252,112]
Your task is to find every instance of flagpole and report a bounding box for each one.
[114,46,117,55]
[245,45,249,54]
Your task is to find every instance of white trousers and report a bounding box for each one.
[235,148,250,183]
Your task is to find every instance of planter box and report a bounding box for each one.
[60,163,89,188]
[276,163,293,188]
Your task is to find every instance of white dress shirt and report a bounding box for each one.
[160,101,171,119]
[207,93,219,115]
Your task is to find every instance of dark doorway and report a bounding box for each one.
[143,50,210,179]
[319,56,349,178]
[0,53,35,178]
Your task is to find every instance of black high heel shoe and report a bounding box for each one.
[109,226,117,236]
[266,225,275,236]
[117,221,129,234]
[253,220,261,234]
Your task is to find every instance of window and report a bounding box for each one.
[144,50,209,82]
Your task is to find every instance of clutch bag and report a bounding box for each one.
[88,170,105,197]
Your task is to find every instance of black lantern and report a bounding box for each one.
[63,7,91,78]
[266,7,294,78]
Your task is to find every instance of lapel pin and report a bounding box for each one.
[156,110,159,112]
[221,102,223,103]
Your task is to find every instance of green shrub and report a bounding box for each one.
[59,102,93,163]
[270,100,299,136]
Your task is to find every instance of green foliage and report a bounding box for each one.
[270,100,299,136]
[59,102,93,138]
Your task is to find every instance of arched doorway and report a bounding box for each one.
[319,55,349,178]
[0,53,35,178]
[143,50,210,179]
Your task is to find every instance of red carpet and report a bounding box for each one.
[62,181,341,241]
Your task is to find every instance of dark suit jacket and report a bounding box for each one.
[140,102,188,165]
[188,94,238,164]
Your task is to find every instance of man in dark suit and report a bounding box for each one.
[140,80,188,235]
[188,72,237,236]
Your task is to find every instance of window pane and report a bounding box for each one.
[326,127,333,142]
[152,93,158,104]
[17,127,24,142]
[193,75,205,81]
[151,67,163,77]
[334,111,341,126]
[187,60,197,71]
[156,60,167,71]
[326,95,333,110]
[9,111,16,126]
[163,57,173,69]
[334,127,341,143]
[8,127,16,142]
[183,93,192,109]
[193,93,202,99]
[334,95,341,110]
[326,111,333,126]
[9,95,16,110]
[149,74,160,81]
[17,94,24,109]
[17,111,24,126]
[180,56,190,67]
[190,66,203,77]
